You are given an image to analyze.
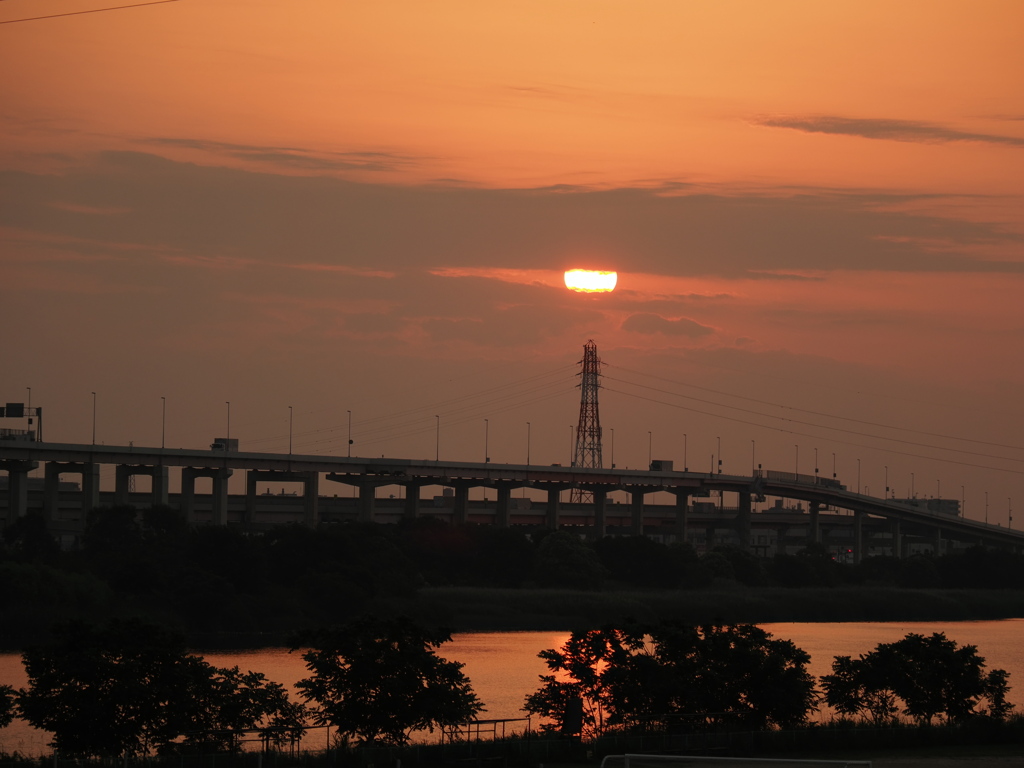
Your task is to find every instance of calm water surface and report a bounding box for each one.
[2,621,1022,756]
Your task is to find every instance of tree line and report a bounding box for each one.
[3,508,1024,643]
[0,616,1013,759]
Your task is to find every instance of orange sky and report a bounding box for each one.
[2,0,1024,516]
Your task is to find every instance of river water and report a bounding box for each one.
[2,620,1022,756]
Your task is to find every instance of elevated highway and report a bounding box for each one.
[2,441,1021,557]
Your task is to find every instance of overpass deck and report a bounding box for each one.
[2,441,1021,552]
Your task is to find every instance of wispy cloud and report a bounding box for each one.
[430,266,563,287]
[140,137,424,173]
[290,263,395,278]
[622,313,714,338]
[756,115,1024,148]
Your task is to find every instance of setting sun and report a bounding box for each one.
[564,269,618,293]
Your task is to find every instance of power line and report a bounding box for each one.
[0,0,179,25]
[604,374,1024,466]
[603,384,1024,477]
[607,363,1024,453]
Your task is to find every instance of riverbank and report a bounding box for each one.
[415,585,1024,632]
[179,585,1024,649]
[5,584,1024,651]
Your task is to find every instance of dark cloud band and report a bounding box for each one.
[757,115,1024,148]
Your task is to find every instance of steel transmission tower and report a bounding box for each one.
[570,340,603,503]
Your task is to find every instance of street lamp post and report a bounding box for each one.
[795,445,799,476]
[484,419,489,463]
[526,422,531,466]
[832,452,836,479]
[814,447,819,479]
[609,427,614,468]
[716,436,722,474]
[648,431,652,468]
[751,439,756,475]
[288,406,293,456]
[435,415,440,461]
[911,472,915,498]
[347,410,352,457]
[985,491,989,524]
[885,465,889,498]
[961,485,965,517]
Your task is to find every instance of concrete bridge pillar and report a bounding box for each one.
[1,460,38,525]
[453,484,471,525]
[358,482,376,523]
[82,464,100,518]
[114,465,132,507]
[181,468,198,523]
[853,510,865,563]
[211,470,231,525]
[495,484,513,528]
[44,462,92,523]
[181,467,233,525]
[114,465,171,510]
[152,466,169,507]
[933,525,943,556]
[245,470,259,526]
[705,522,717,550]
[629,490,645,536]
[891,519,902,558]
[302,471,319,527]
[403,483,422,521]
[808,501,821,545]
[42,462,98,526]
[672,490,690,545]
[592,488,608,539]
[545,487,561,529]
[737,493,752,551]
[43,463,61,524]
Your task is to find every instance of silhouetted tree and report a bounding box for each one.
[523,626,622,737]
[396,518,478,586]
[532,530,606,589]
[822,632,1012,725]
[938,547,1024,589]
[712,545,767,586]
[593,536,680,588]
[471,526,536,587]
[769,552,817,587]
[898,555,941,588]
[0,684,14,728]
[697,550,735,581]
[171,666,306,753]
[1,511,60,562]
[525,621,818,736]
[856,554,905,586]
[294,616,482,745]
[819,649,900,724]
[17,618,304,757]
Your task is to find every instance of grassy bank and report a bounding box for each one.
[413,585,1024,631]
